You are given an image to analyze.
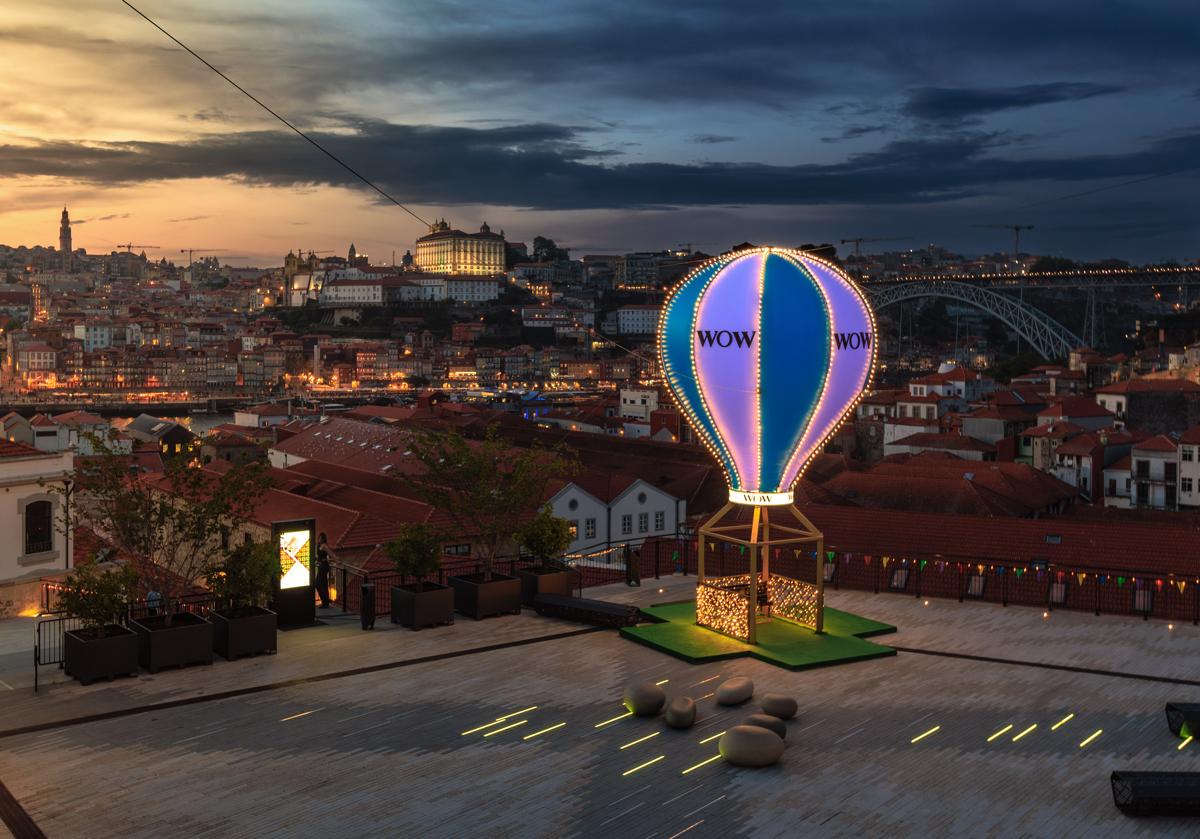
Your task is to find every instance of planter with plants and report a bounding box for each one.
[387,524,454,630]
[206,540,278,660]
[403,426,578,621]
[74,433,269,674]
[60,561,140,685]
[514,506,577,604]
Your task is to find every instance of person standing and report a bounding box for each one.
[316,533,333,608]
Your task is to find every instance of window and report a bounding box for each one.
[444,543,470,556]
[620,514,632,536]
[1166,462,1178,482]
[638,512,649,533]
[24,500,53,555]
[1137,482,1149,506]
[1184,447,1195,463]
[568,521,579,540]
[1136,460,1150,479]
[585,518,596,539]
[1184,478,1194,494]
[654,511,665,531]
[1108,478,1116,496]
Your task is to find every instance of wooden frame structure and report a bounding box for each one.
[697,502,825,643]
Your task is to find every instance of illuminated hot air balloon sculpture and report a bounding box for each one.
[658,247,876,642]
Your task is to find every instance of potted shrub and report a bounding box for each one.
[206,540,278,660]
[404,428,577,620]
[60,561,140,685]
[514,506,577,604]
[74,433,269,672]
[387,524,454,630]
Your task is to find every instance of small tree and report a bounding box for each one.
[57,561,139,637]
[403,426,578,579]
[516,505,573,563]
[73,433,270,624]
[385,523,444,592]
[206,541,277,614]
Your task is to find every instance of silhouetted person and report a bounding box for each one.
[316,533,332,608]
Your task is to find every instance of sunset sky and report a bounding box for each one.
[1,0,1197,266]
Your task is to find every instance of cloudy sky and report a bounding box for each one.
[1,0,1197,265]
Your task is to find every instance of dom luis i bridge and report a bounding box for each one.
[859,265,1200,361]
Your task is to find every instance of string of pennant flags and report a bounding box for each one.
[701,540,1196,592]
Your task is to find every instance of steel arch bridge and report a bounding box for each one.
[864,280,1083,361]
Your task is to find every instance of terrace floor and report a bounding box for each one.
[0,575,1198,837]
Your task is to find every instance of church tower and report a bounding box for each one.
[59,207,72,271]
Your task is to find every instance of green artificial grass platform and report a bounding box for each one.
[619,600,897,670]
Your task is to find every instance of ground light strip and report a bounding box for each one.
[461,719,508,736]
[699,731,725,745]
[987,724,1013,743]
[1179,735,1194,751]
[482,720,527,737]
[911,725,940,743]
[681,754,723,775]
[620,732,660,750]
[498,705,538,720]
[656,679,670,685]
[522,723,566,741]
[595,711,633,728]
[622,755,665,776]
[1051,714,1074,731]
[280,710,319,722]
[1012,724,1037,742]
[1079,730,1103,748]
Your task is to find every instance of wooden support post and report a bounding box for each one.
[815,535,825,634]
[748,541,758,645]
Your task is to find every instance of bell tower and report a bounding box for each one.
[59,207,72,271]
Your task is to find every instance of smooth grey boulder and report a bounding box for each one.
[719,724,784,767]
[664,696,697,729]
[715,676,754,706]
[623,682,666,717]
[744,712,786,739]
[760,693,798,720]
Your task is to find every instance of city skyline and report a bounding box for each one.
[1,0,1198,264]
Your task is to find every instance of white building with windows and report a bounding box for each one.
[0,441,73,582]
[616,305,660,335]
[1179,427,1200,507]
[547,474,684,556]
[619,388,659,421]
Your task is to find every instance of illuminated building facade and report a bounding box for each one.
[415,219,506,276]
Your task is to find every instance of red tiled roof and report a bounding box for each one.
[0,439,45,459]
[1180,426,1200,445]
[1106,455,1132,471]
[52,410,106,426]
[966,406,1037,422]
[1133,434,1178,453]
[797,503,1200,575]
[1021,421,1086,440]
[1037,396,1114,419]
[890,432,995,453]
[1096,378,1200,394]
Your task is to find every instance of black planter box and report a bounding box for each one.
[128,612,214,672]
[447,573,522,620]
[515,567,576,604]
[211,607,277,660]
[391,583,454,630]
[64,625,139,685]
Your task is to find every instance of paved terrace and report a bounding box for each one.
[0,579,1197,837]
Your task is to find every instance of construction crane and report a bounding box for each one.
[180,248,232,269]
[972,224,1034,263]
[839,236,909,260]
[115,242,160,254]
[973,223,1035,352]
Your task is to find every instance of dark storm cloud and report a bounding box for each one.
[904,83,1123,122]
[691,134,737,144]
[70,212,130,226]
[821,124,888,143]
[3,121,1197,211]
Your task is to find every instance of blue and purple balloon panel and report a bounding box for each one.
[658,247,876,505]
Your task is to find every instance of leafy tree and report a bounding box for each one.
[73,434,270,623]
[532,236,568,263]
[57,561,139,635]
[402,427,578,578]
[385,523,444,592]
[516,505,573,561]
[206,540,278,614]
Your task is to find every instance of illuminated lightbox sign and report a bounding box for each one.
[659,247,876,505]
[278,527,313,589]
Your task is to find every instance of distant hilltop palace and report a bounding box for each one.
[414,219,506,276]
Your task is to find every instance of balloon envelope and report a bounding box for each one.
[658,247,876,505]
